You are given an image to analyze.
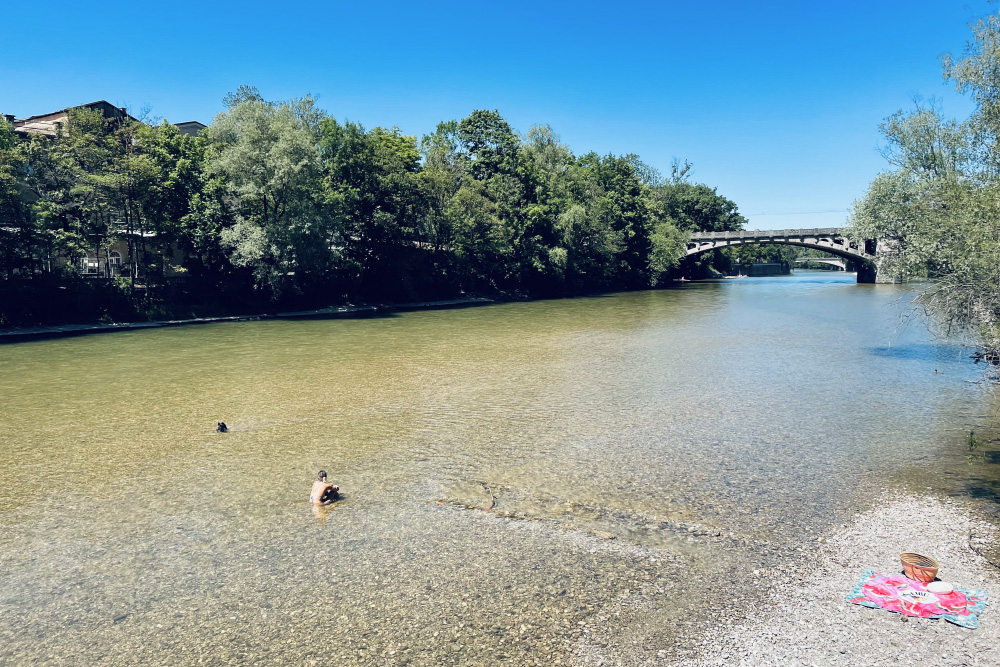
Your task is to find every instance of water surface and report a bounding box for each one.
[1,271,996,665]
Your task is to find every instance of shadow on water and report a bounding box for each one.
[0,299,496,344]
[866,343,972,362]
[964,480,1000,503]
[1,289,714,345]
[0,284,716,346]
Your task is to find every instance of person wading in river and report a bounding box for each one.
[310,470,339,505]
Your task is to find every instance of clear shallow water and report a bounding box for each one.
[1,271,996,665]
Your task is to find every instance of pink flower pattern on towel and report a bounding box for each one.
[846,570,987,629]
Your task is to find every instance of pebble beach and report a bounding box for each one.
[664,493,1000,666]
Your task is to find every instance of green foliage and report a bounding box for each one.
[456,110,520,181]
[144,123,222,279]
[730,244,799,265]
[849,10,1000,361]
[651,174,747,277]
[320,120,424,297]
[649,221,687,281]
[3,95,751,323]
[21,108,116,272]
[0,119,32,276]
[967,430,986,465]
[205,94,331,296]
[656,181,746,233]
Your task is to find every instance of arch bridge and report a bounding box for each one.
[686,227,882,283]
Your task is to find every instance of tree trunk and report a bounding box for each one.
[128,205,135,286]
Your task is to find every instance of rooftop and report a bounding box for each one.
[12,100,135,136]
[9,101,204,137]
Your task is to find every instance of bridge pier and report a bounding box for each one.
[873,270,902,284]
[857,263,877,284]
[872,239,902,284]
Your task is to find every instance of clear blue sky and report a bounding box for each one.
[0,1,989,229]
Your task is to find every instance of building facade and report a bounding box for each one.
[3,100,205,280]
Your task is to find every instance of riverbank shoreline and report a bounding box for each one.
[0,296,496,343]
[0,277,719,344]
[668,492,1000,666]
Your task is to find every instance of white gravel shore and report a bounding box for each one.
[674,493,1000,666]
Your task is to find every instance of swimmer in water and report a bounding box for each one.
[310,470,339,505]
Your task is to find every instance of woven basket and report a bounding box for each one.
[900,552,939,583]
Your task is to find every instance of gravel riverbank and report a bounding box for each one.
[668,493,1000,666]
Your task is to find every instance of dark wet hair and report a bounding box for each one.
[318,470,327,480]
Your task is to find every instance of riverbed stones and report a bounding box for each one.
[4,287,998,666]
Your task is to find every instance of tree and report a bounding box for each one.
[652,174,747,277]
[942,13,1000,175]
[730,243,800,266]
[20,108,118,278]
[0,119,33,277]
[656,181,746,233]
[204,92,333,297]
[456,110,520,181]
[446,179,510,291]
[848,12,1000,360]
[646,220,685,282]
[97,116,161,284]
[418,121,465,256]
[320,120,425,297]
[137,121,232,286]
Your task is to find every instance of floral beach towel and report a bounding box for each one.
[846,569,988,628]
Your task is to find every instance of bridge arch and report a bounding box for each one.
[685,228,878,283]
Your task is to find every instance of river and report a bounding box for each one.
[1,271,997,665]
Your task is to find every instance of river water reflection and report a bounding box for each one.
[1,271,997,664]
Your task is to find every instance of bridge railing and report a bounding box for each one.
[689,227,845,240]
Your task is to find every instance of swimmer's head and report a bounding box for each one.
[318,470,327,481]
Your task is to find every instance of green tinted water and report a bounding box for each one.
[1,272,995,665]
